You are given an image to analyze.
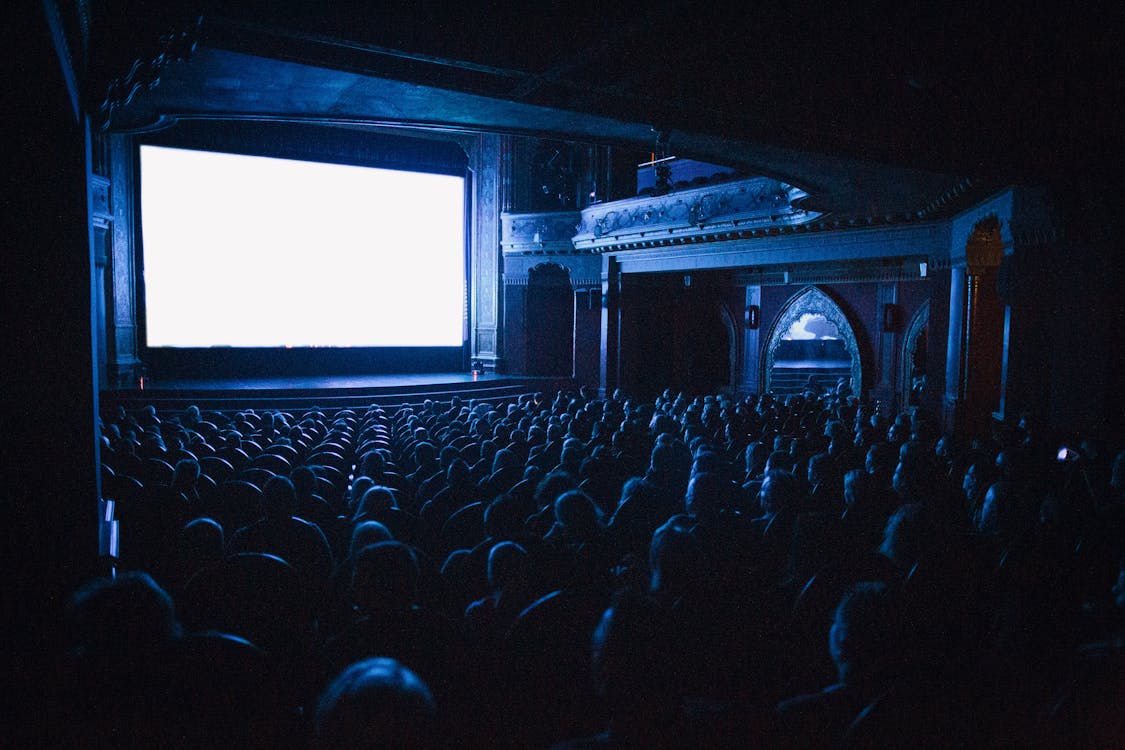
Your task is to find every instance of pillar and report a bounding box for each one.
[599,255,621,397]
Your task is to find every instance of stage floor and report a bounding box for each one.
[102,372,567,411]
[143,371,510,391]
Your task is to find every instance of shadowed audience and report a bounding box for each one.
[65,388,1125,748]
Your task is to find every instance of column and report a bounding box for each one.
[874,281,899,410]
[741,285,762,395]
[599,255,621,397]
[471,133,502,371]
[943,266,967,434]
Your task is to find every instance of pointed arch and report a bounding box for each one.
[761,286,864,396]
[718,302,739,389]
[902,300,930,409]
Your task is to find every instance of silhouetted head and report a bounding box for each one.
[961,458,997,504]
[172,458,201,489]
[290,465,318,497]
[764,450,796,475]
[878,503,933,570]
[261,476,298,520]
[487,541,529,590]
[445,458,471,486]
[351,541,420,614]
[592,590,675,712]
[533,470,577,511]
[649,518,706,597]
[553,489,603,539]
[843,469,876,513]
[829,581,897,684]
[348,476,375,511]
[866,442,896,478]
[179,517,225,573]
[685,471,731,517]
[977,479,1038,538]
[745,441,771,477]
[759,469,800,517]
[354,486,397,521]
[65,571,180,659]
[807,452,831,487]
[315,657,436,750]
[349,521,393,559]
[484,493,526,539]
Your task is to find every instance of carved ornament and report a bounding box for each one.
[761,286,864,397]
[501,211,584,255]
[573,177,820,251]
[97,19,201,130]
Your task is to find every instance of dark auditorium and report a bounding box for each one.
[11,3,1125,748]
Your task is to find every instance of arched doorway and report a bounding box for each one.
[902,301,930,409]
[525,263,574,376]
[762,286,863,397]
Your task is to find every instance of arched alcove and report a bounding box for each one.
[902,300,930,409]
[762,286,863,396]
[525,262,574,376]
[675,300,735,394]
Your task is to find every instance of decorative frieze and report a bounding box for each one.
[573,177,821,252]
[97,19,201,130]
[501,211,583,255]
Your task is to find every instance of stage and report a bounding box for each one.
[100,372,570,413]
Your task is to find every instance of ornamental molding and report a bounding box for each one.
[732,260,929,286]
[503,272,602,289]
[572,177,821,251]
[96,18,201,130]
[501,211,583,255]
[761,286,864,397]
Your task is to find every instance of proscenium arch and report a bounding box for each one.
[761,286,864,397]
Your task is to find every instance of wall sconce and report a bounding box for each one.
[683,274,692,288]
[745,304,760,329]
[918,261,928,278]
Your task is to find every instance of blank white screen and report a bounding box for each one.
[140,145,465,347]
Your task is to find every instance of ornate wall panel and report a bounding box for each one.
[471,133,502,367]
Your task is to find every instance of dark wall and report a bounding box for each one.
[573,288,601,387]
[10,11,102,728]
[502,283,527,375]
[618,273,735,399]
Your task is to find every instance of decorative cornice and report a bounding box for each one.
[914,177,979,220]
[501,211,583,255]
[503,273,603,289]
[96,18,202,130]
[732,258,928,286]
[572,177,821,252]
